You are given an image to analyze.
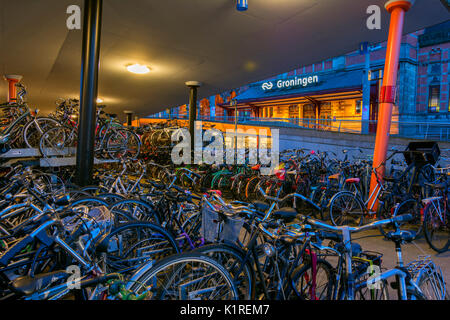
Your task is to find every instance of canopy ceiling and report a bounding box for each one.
[0,0,448,120]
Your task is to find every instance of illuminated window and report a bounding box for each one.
[428,85,440,113]
[356,100,362,114]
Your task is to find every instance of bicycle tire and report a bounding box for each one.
[97,221,180,274]
[286,258,334,300]
[194,242,256,300]
[329,191,365,226]
[423,199,450,253]
[23,117,60,148]
[126,252,238,300]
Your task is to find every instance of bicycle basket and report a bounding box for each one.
[200,205,244,243]
[404,141,440,166]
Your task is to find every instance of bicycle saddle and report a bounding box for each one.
[345,178,360,184]
[271,207,297,223]
[385,230,416,243]
[12,271,70,296]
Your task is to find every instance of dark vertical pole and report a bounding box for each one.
[188,87,197,149]
[124,111,133,126]
[76,0,102,186]
[186,81,201,153]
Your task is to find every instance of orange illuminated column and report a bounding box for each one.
[4,75,23,103]
[368,0,414,210]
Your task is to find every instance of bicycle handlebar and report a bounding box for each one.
[303,214,413,234]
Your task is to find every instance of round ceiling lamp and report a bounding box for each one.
[127,64,150,74]
[236,0,248,11]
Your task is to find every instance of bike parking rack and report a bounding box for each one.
[0,148,119,167]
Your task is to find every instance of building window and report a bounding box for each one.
[428,85,440,113]
[288,105,299,119]
[356,100,362,114]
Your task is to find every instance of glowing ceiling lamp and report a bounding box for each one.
[236,0,248,11]
[127,64,150,74]
[96,98,103,103]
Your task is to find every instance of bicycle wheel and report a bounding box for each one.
[106,129,141,160]
[98,222,179,275]
[194,242,255,300]
[39,125,76,158]
[23,117,60,148]
[180,211,202,246]
[109,199,160,225]
[286,259,334,300]
[353,270,389,300]
[379,198,423,238]
[217,175,233,198]
[329,191,365,226]
[423,199,450,253]
[126,252,238,300]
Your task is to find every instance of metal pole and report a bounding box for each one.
[368,0,414,210]
[361,46,371,134]
[76,0,103,186]
[234,99,238,160]
[124,111,133,127]
[186,81,201,154]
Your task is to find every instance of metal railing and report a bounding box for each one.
[145,114,450,142]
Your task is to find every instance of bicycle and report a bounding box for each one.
[302,214,447,300]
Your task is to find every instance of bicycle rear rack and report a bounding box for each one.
[406,255,447,300]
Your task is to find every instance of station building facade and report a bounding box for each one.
[154,20,450,139]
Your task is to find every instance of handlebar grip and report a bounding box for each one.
[392,214,413,224]
[319,231,343,242]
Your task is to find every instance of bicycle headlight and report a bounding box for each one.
[263,243,275,257]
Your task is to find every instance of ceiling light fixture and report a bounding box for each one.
[96,98,103,103]
[236,0,248,11]
[127,64,150,74]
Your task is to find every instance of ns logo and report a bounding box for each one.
[261,82,273,91]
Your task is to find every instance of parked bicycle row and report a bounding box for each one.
[0,149,447,300]
[0,84,140,160]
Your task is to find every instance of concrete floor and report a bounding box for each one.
[346,229,450,299]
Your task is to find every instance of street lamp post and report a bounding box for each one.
[186,81,202,159]
[124,110,134,127]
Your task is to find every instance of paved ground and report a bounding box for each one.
[347,229,450,299]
